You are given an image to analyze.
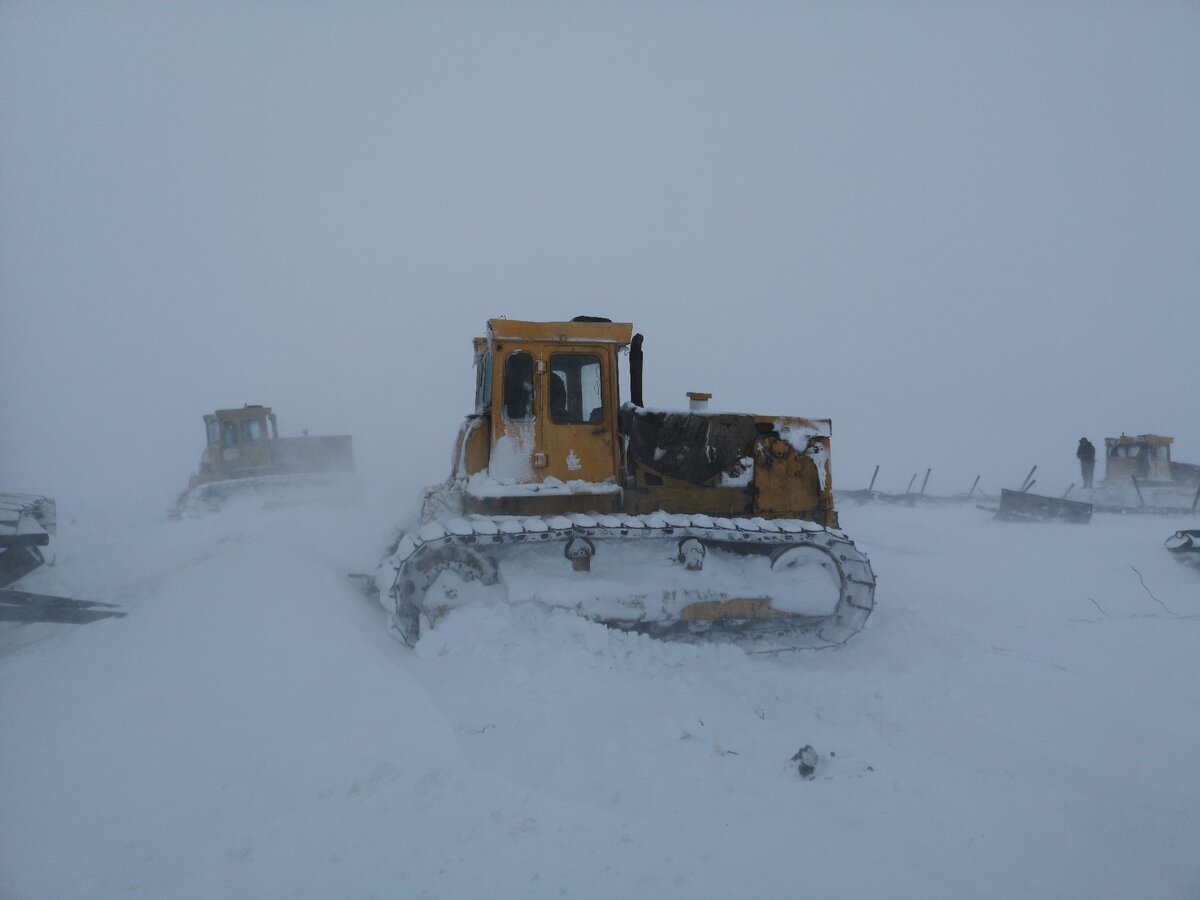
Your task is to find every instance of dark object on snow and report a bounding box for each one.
[1,494,123,624]
[791,745,819,779]
[0,588,125,624]
[0,532,50,587]
[1077,438,1096,489]
[0,494,57,587]
[995,489,1092,524]
[1165,530,1200,569]
[621,407,758,485]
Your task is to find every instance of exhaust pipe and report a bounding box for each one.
[630,333,644,408]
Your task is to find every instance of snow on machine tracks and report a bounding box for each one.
[372,511,876,653]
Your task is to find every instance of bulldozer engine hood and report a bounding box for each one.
[621,407,759,485]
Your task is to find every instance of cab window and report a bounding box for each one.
[206,421,220,445]
[223,422,238,448]
[241,419,265,443]
[503,351,535,421]
[475,349,493,412]
[550,354,603,424]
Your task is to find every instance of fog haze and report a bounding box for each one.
[3,2,1197,507]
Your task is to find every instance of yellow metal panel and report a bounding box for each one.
[680,598,791,621]
[624,483,754,516]
[463,417,490,476]
[752,436,826,518]
[214,406,273,421]
[488,340,622,485]
[488,319,633,346]
[539,345,621,484]
[465,492,622,517]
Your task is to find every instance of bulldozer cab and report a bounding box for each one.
[474,319,631,485]
[1104,434,1173,484]
[202,406,278,477]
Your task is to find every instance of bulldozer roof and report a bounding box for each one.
[487,319,634,345]
[205,405,273,421]
[1106,434,1173,446]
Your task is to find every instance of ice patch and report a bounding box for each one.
[489,423,534,482]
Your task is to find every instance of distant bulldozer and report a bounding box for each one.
[1095,434,1200,512]
[1103,434,1200,487]
[174,405,358,514]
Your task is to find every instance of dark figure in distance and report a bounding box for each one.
[1077,438,1096,489]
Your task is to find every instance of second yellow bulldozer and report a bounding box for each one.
[174,405,358,514]
[374,318,875,651]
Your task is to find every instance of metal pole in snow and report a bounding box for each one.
[1019,466,1037,492]
[1062,484,1075,499]
[968,475,980,497]
[1024,479,1036,493]
[905,473,917,494]
[1192,480,1200,513]
[919,468,932,496]
[868,465,879,493]
[1131,475,1145,507]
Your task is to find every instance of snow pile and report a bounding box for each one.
[487,424,535,482]
[2,499,1199,898]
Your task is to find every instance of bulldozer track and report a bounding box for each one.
[382,511,876,653]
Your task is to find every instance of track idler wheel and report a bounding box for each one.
[564,537,595,572]
[392,545,499,645]
[677,538,706,571]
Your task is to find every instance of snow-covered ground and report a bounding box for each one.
[2,494,1198,898]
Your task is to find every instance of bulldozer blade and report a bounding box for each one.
[0,588,126,624]
[995,489,1092,524]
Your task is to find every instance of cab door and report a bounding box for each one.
[540,348,618,484]
[490,346,540,483]
[236,416,273,470]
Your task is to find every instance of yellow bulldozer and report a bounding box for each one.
[374,318,875,651]
[174,405,357,514]
[1102,434,1200,486]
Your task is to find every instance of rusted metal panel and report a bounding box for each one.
[679,598,791,621]
[752,436,826,519]
[623,408,757,485]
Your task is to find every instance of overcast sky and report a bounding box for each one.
[2,2,1197,508]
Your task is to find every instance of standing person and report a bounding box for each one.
[1077,437,1096,488]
